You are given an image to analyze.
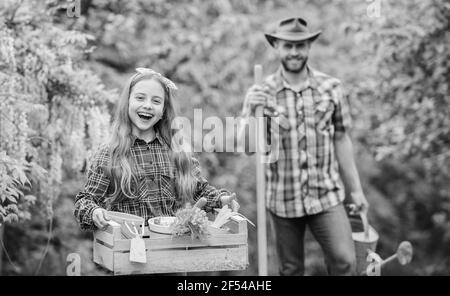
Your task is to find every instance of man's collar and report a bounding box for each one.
[274,65,319,93]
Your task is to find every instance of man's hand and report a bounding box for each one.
[350,191,369,214]
[92,208,110,230]
[243,85,272,116]
[220,193,240,212]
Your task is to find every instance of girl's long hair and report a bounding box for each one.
[106,73,196,208]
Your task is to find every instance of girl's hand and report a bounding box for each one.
[194,197,208,209]
[92,208,110,230]
[220,193,240,212]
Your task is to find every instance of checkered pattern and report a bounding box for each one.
[74,134,227,231]
[263,67,352,217]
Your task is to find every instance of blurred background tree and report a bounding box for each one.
[353,0,450,275]
[0,0,113,275]
[0,0,448,275]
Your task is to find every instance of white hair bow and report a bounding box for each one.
[135,68,178,90]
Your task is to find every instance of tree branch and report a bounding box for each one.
[6,0,24,26]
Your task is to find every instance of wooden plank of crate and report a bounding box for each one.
[94,223,122,245]
[112,232,247,251]
[113,246,248,275]
[94,231,114,246]
[93,240,114,271]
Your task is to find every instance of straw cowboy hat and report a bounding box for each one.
[265,17,322,47]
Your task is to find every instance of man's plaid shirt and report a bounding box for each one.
[262,67,352,218]
[74,133,228,231]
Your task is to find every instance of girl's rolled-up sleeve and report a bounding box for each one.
[191,157,229,212]
[74,146,111,231]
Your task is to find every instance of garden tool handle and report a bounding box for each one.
[254,64,264,118]
[348,203,370,239]
[254,64,268,276]
[360,211,370,240]
[124,221,143,238]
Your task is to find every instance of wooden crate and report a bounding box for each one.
[93,215,248,275]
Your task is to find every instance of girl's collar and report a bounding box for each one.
[130,132,169,149]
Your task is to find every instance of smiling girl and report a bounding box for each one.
[74,68,238,230]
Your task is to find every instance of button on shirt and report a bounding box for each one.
[74,133,228,231]
[263,67,352,218]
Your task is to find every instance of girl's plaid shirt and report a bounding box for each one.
[261,67,353,218]
[74,133,228,231]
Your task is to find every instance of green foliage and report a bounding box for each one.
[351,0,450,275]
[357,0,450,165]
[0,0,113,275]
[171,204,210,240]
[0,0,113,222]
[0,151,36,224]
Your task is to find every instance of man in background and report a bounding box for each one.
[241,17,369,275]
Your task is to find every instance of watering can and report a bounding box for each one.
[347,204,413,276]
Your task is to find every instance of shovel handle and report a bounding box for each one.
[254,64,263,86]
[254,64,268,276]
[254,65,263,117]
